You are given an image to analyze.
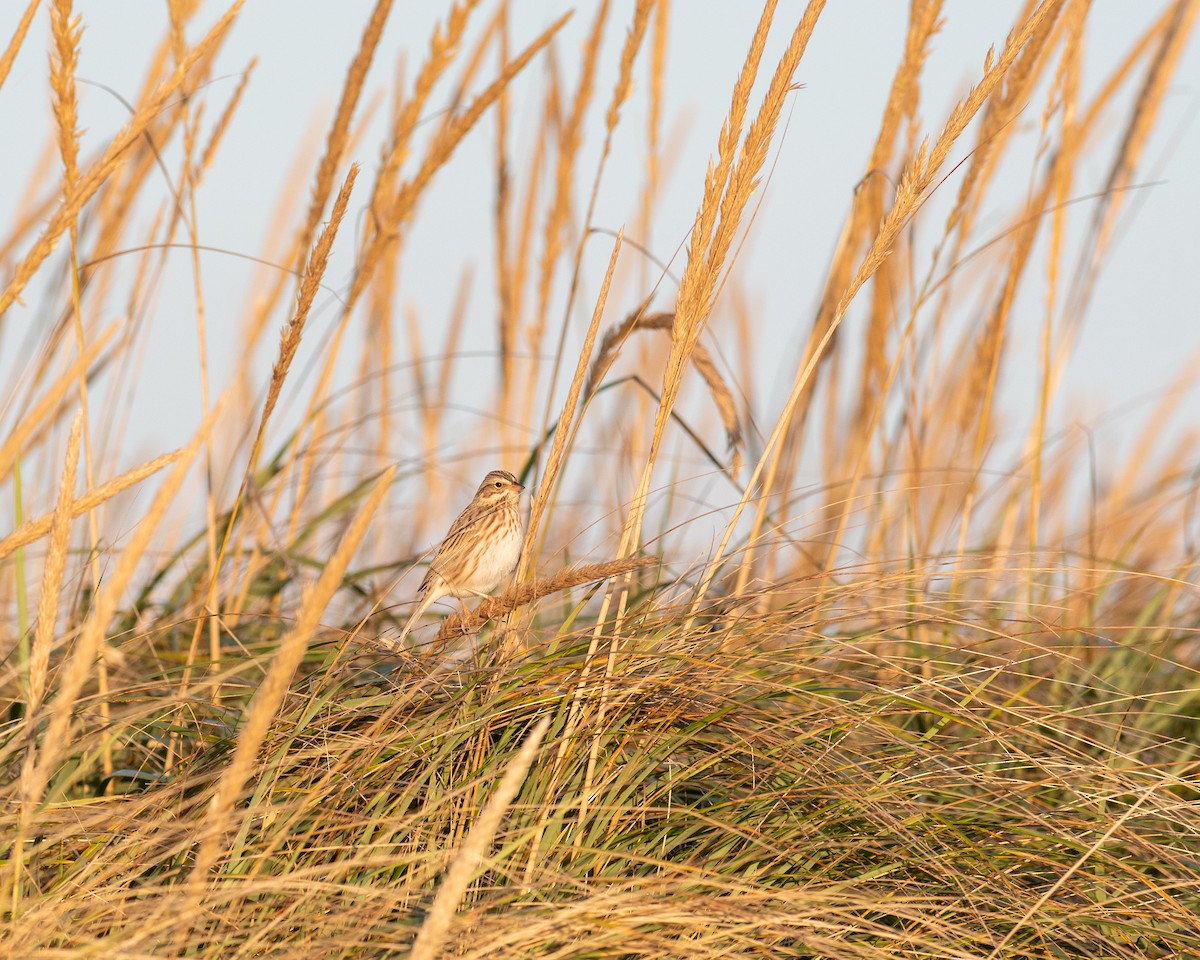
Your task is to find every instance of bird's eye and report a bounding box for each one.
[494,481,503,488]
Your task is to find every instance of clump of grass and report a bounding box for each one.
[2,2,1199,958]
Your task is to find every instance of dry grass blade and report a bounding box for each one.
[432,557,658,643]
[8,413,81,914]
[0,0,38,92]
[49,0,83,190]
[262,165,358,448]
[198,57,257,179]
[388,12,572,233]
[524,231,622,572]
[296,0,392,264]
[20,420,208,812]
[534,0,652,448]
[0,322,117,483]
[0,1,245,317]
[408,713,552,960]
[586,309,743,474]
[620,0,824,558]
[25,412,82,712]
[0,447,183,560]
[178,465,397,944]
[529,1,610,362]
[201,162,358,606]
[1075,0,1198,305]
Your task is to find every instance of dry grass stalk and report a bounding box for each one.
[636,0,669,286]
[0,0,38,92]
[252,163,359,507]
[178,465,397,946]
[297,0,393,265]
[1075,0,1198,316]
[408,714,552,960]
[25,413,81,719]
[586,308,743,474]
[848,2,943,454]
[729,0,1064,603]
[528,1,610,380]
[606,0,655,138]
[0,1,244,317]
[382,13,572,270]
[345,0,483,311]
[1023,0,1085,566]
[493,8,516,450]
[433,556,658,643]
[177,163,358,715]
[198,57,257,179]
[18,421,208,814]
[497,86,549,451]
[524,232,623,575]
[287,10,566,507]
[263,165,360,448]
[0,322,117,484]
[0,447,182,560]
[9,413,81,911]
[533,0,653,479]
[621,1,824,563]
[49,0,83,192]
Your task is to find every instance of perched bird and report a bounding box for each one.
[397,469,527,641]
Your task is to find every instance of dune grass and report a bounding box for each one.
[2,1,1199,957]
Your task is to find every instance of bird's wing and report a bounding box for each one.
[420,500,501,592]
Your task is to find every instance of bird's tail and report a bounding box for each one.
[396,590,436,644]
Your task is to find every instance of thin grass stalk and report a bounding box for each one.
[0,1,245,317]
[9,412,81,918]
[0,0,38,93]
[10,455,29,682]
[197,58,256,180]
[522,234,622,584]
[1027,0,1085,602]
[762,0,938,516]
[0,448,182,560]
[365,12,499,475]
[637,0,669,293]
[19,413,209,814]
[298,0,393,267]
[693,1,1064,622]
[0,323,117,485]
[492,6,518,459]
[50,0,117,782]
[288,12,565,507]
[618,0,822,578]
[534,0,653,489]
[386,12,573,248]
[175,465,396,950]
[408,714,551,960]
[166,0,230,724]
[524,0,610,448]
[1071,0,1199,326]
[172,165,358,753]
